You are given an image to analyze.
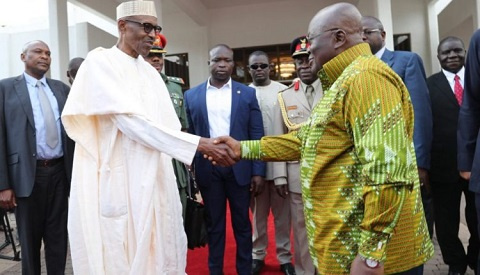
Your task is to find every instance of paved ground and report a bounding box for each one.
[0,196,475,274]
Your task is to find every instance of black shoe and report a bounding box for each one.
[280,263,296,275]
[251,259,264,275]
[448,272,464,275]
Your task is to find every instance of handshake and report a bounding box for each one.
[197,136,242,166]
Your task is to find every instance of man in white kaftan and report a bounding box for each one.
[61,1,235,274]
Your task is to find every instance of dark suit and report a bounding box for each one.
[184,80,265,275]
[428,71,479,273]
[0,74,73,275]
[459,28,480,273]
[381,49,435,236]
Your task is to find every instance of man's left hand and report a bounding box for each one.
[250,176,265,197]
[350,255,384,275]
[418,167,430,195]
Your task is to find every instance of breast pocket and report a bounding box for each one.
[287,109,306,124]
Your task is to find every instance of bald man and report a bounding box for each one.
[213,2,434,274]
[66,57,84,85]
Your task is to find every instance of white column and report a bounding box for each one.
[156,0,163,27]
[376,0,394,50]
[48,0,70,83]
[427,1,440,73]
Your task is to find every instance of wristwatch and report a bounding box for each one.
[360,256,380,268]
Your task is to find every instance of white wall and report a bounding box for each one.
[0,33,12,78]
[70,22,117,58]
[438,0,476,48]
[162,7,209,87]
[391,0,432,74]
[207,0,353,49]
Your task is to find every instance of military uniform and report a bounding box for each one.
[274,78,322,275]
[161,73,189,221]
[146,33,190,223]
[271,35,323,275]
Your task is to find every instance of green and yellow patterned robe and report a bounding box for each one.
[241,43,433,274]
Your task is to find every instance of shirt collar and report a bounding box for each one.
[321,43,372,84]
[207,77,232,90]
[300,78,320,91]
[375,46,386,59]
[23,72,46,87]
[442,66,465,81]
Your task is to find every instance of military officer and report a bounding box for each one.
[144,34,189,222]
[272,36,323,275]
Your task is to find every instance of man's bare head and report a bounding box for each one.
[307,2,363,69]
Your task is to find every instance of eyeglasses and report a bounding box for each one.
[306,28,340,42]
[362,29,382,36]
[249,63,269,70]
[123,19,162,34]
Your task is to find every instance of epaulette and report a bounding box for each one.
[278,78,301,94]
[278,81,295,94]
[167,76,185,85]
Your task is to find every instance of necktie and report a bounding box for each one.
[305,85,314,108]
[454,75,463,106]
[36,81,58,148]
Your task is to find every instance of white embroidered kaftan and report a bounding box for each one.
[62,46,200,275]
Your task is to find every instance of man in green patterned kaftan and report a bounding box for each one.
[213,3,433,274]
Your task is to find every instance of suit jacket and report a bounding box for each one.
[428,71,461,183]
[458,29,480,192]
[273,78,323,193]
[0,74,74,197]
[184,80,265,186]
[381,49,433,170]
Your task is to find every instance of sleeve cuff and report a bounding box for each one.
[273,177,287,186]
[241,140,262,160]
[358,230,391,262]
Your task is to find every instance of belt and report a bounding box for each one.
[36,157,63,168]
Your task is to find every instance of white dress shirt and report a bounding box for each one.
[24,72,63,159]
[206,78,232,138]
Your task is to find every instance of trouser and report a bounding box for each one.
[392,265,424,275]
[433,178,479,273]
[421,185,435,238]
[290,192,315,275]
[16,161,68,275]
[251,180,292,264]
[199,166,252,275]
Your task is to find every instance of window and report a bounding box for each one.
[165,53,190,91]
[393,33,411,51]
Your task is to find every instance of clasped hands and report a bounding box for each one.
[197,136,241,166]
[198,136,265,196]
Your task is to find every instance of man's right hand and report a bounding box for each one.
[0,189,16,209]
[460,171,471,181]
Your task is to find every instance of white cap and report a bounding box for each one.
[116,0,157,20]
